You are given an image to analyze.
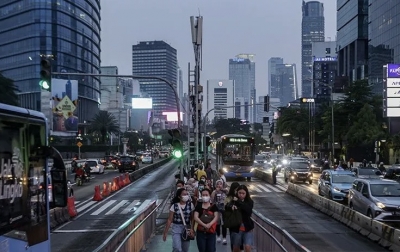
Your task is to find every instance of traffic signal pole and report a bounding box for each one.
[52,72,182,129]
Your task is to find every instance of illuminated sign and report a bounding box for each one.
[232,58,245,62]
[132,98,152,109]
[313,57,337,62]
[229,138,248,143]
[388,64,400,78]
[301,98,315,103]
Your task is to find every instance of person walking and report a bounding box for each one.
[211,179,228,245]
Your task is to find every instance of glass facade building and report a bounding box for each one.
[0,0,101,121]
[270,64,298,107]
[132,41,178,118]
[301,1,325,97]
[336,0,368,83]
[368,0,399,94]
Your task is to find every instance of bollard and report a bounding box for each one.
[93,185,103,201]
[67,196,78,217]
[102,181,110,197]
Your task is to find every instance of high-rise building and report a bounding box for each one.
[229,54,256,122]
[0,0,101,121]
[206,80,235,122]
[178,67,184,103]
[368,0,399,95]
[268,57,284,96]
[270,64,298,107]
[337,0,368,83]
[234,97,246,120]
[257,96,280,125]
[301,0,325,97]
[311,41,337,97]
[132,41,178,118]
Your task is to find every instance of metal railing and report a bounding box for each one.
[252,210,311,252]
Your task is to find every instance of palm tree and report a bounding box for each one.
[89,111,120,144]
[0,73,19,106]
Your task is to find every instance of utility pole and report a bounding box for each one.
[190,16,203,165]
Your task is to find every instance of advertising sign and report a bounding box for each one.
[387,108,400,117]
[51,79,79,132]
[387,64,400,78]
[132,98,152,109]
[386,78,400,88]
[387,98,400,107]
[386,88,400,98]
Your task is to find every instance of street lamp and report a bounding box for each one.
[76,134,83,159]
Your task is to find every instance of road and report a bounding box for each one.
[238,177,388,252]
[69,158,167,206]
[51,158,179,252]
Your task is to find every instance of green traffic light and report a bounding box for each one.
[173,149,183,159]
[40,80,50,90]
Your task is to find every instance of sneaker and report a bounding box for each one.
[222,238,227,245]
[217,236,222,242]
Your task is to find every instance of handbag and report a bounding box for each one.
[223,208,242,229]
[178,204,195,241]
[197,207,217,233]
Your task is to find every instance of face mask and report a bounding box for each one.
[202,196,210,202]
[181,195,190,202]
[177,186,182,190]
[201,179,205,182]
[199,186,204,191]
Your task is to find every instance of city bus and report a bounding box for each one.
[216,134,256,181]
[0,103,68,252]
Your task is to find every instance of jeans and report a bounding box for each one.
[171,223,190,252]
[196,231,216,252]
[216,224,227,238]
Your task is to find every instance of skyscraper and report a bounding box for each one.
[0,0,101,121]
[301,1,325,97]
[229,54,256,122]
[206,80,235,121]
[132,41,178,118]
[270,64,298,107]
[268,57,284,97]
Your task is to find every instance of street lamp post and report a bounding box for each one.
[76,134,83,159]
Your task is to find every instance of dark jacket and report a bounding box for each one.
[226,199,254,232]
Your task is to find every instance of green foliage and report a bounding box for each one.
[276,107,309,139]
[89,111,120,144]
[346,104,384,146]
[0,73,19,106]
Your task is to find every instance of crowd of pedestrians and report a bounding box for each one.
[163,162,254,252]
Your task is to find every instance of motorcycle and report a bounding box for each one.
[75,171,90,186]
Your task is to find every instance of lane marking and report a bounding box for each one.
[275,184,287,191]
[105,200,129,215]
[133,199,152,215]
[249,184,262,193]
[264,184,282,192]
[257,184,271,193]
[91,200,117,215]
[120,200,140,214]
[75,197,93,208]
[76,201,96,213]
[52,229,116,233]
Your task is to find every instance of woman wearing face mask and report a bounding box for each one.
[163,188,195,252]
[228,185,254,252]
[194,188,219,252]
[194,179,206,204]
[224,182,241,251]
[211,180,228,244]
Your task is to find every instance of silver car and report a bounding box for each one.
[348,178,400,221]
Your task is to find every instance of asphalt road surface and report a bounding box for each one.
[51,158,179,252]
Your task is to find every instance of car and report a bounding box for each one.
[159,151,169,158]
[85,159,105,174]
[253,155,268,167]
[142,155,153,164]
[118,155,139,172]
[383,165,400,180]
[318,170,355,201]
[348,178,400,220]
[284,161,313,184]
[309,159,324,172]
[352,167,383,178]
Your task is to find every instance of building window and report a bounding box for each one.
[325,48,331,54]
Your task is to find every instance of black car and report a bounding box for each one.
[118,156,139,173]
[284,161,313,184]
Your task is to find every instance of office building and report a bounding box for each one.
[337,0,368,82]
[270,64,298,107]
[257,96,280,124]
[229,54,256,122]
[301,0,325,97]
[178,67,184,105]
[0,0,101,121]
[206,80,235,122]
[368,0,399,94]
[234,97,246,120]
[311,41,337,97]
[268,57,284,96]
[132,41,178,118]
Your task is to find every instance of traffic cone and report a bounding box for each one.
[124,172,131,185]
[101,181,110,197]
[112,177,120,191]
[67,196,78,217]
[118,175,125,188]
[93,185,103,201]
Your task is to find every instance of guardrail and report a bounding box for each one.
[252,210,311,252]
[92,201,157,252]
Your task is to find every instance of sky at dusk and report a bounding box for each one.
[101,0,337,97]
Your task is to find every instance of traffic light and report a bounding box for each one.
[168,129,183,159]
[205,136,211,147]
[39,58,52,91]
[264,95,270,112]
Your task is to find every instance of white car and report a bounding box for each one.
[86,159,105,174]
[142,155,153,164]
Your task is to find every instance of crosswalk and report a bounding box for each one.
[73,199,153,216]
[243,183,287,194]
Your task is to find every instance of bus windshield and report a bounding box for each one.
[222,143,253,162]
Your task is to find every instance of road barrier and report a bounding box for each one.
[67,196,78,217]
[92,201,157,252]
[254,168,400,251]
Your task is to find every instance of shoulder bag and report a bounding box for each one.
[178,204,195,241]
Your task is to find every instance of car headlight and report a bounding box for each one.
[223,168,228,173]
[282,160,288,165]
[333,187,340,192]
[311,164,315,168]
[264,161,268,163]
[292,172,297,175]
[376,202,385,209]
[254,161,257,163]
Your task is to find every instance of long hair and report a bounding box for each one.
[235,184,252,202]
[171,188,186,204]
[227,182,240,197]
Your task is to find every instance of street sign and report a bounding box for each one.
[56,95,76,119]
[77,142,82,148]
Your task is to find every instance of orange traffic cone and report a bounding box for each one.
[112,177,120,191]
[101,181,110,197]
[93,185,103,201]
[67,196,78,217]
[118,175,125,188]
[124,172,131,185]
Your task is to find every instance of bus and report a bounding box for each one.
[0,103,68,252]
[216,134,256,181]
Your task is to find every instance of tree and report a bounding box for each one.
[0,73,19,106]
[346,104,384,147]
[89,111,120,144]
[276,107,309,139]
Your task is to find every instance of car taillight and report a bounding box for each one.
[132,162,136,165]
[48,185,52,189]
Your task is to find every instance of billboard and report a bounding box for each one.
[387,64,400,78]
[386,78,400,88]
[132,98,152,109]
[51,79,79,132]
[162,112,184,122]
